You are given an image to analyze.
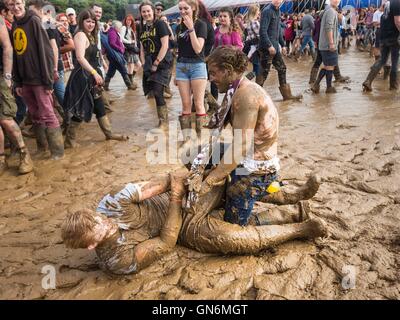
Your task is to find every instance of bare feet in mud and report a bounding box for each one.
[263,174,322,205]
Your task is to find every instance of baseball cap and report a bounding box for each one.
[66,8,76,16]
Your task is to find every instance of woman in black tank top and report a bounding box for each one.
[63,9,128,149]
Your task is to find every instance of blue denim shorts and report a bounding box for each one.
[224,169,278,226]
[175,62,207,81]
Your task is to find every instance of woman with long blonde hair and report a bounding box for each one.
[175,0,208,137]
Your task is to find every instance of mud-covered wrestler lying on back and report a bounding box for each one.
[61,47,328,275]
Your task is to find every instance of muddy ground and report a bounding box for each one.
[0,47,399,300]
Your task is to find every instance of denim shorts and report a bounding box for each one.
[175,62,207,81]
[224,168,278,227]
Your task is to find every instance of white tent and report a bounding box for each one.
[163,0,272,16]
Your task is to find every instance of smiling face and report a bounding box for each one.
[218,11,231,27]
[140,5,154,23]
[178,1,193,19]
[92,5,102,21]
[83,17,96,33]
[9,0,25,20]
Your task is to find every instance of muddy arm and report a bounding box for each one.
[132,174,187,271]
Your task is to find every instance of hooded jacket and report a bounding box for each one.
[11,10,54,89]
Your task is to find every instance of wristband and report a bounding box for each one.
[91,69,98,75]
[188,29,194,33]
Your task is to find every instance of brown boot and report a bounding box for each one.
[32,124,48,153]
[18,147,34,174]
[362,67,380,92]
[123,75,137,90]
[156,105,169,131]
[333,65,350,83]
[64,121,80,149]
[325,86,337,94]
[309,67,319,84]
[0,154,7,175]
[195,115,209,137]
[164,85,172,99]
[279,84,303,101]
[97,116,129,141]
[45,127,65,160]
[179,114,193,142]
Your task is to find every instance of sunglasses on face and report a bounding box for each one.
[156,8,163,11]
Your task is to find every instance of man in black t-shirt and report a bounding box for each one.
[363,0,400,91]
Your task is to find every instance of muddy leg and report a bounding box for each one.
[251,201,311,225]
[260,174,321,205]
[185,214,328,254]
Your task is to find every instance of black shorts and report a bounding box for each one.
[320,50,338,67]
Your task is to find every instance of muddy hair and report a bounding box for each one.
[61,209,97,249]
[76,9,99,43]
[219,7,241,34]
[206,45,248,74]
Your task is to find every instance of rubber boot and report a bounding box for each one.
[64,121,80,149]
[179,114,192,142]
[123,74,137,90]
[0,154,6,175]
[256,74,265,87]
[18,147,34,174]
[33,124,48,153]
[279,84,303,101]
[309,67,319,84]
[196,115,209,137]
[325,86,337,94]
[97,116,129,141]
[383,66,391,80]
[102,93,114,113]
[333,65,350,83]
[389,73,398,91]
[45,127,65,160]
[164,85,172,99]
[156,105,169,131]
[362,66,380,92]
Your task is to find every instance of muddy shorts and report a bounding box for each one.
[224,169,278,226]
[0,78,17,120]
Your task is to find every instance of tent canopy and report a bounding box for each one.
[163,0,272,16]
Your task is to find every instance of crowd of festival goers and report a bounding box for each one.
[0,0,399,176]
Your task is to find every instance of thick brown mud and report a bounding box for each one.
[1,47,399,299]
